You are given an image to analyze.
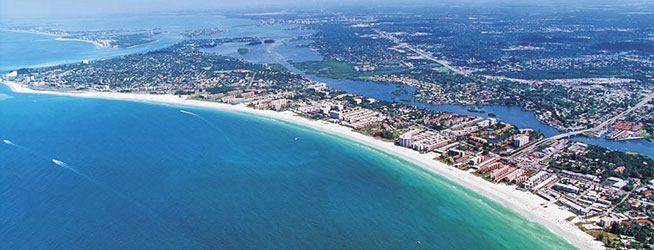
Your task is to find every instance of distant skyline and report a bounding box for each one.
[0,0,651,20]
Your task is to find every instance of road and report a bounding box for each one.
[510,91,654,158]
[603,184,644,217]
[373,29,536,84]
[374,27,654,158]
[374,29,467,75]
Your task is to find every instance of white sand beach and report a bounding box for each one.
[54,37,110,48]
[0,29,110,48]
[2,80,604,250]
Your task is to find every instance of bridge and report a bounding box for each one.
[373,27,654,159]
[509,92,654,159]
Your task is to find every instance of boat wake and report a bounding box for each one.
[0,93,13,101]
[4,138,94,181]
[179,109,226,133]
[179,109,201,117]
[51,158,86,177]
[3,138,179,229]
[2,138,29,151]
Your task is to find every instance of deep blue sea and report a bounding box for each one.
[0,84,576,249]
[0,13,591,249]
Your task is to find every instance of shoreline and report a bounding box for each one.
[0,28,68,37]
[54,37,109,49]
[1,80,603,250]
[0,29,109,48]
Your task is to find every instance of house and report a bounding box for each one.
[614,166,626,174]
[634,219,653,226]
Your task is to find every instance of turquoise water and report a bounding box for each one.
[0,84,576,249]
[0,14,592,249]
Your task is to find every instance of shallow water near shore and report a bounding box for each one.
[0,13,643,249]
[0,84,577,249]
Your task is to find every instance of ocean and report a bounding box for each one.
[0,85,576,249]
[0,13,579,249]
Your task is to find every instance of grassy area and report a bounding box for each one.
[585,229,620,248]
[268,63,289,72]
[433,66,450,73]
[291,57,387,79]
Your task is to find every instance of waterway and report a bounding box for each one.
[0,13,578,249]
[204,34,654,158]
[2,12,652,157]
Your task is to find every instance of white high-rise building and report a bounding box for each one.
[513,135,529,147]
[398,132,413,147]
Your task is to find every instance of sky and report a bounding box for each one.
[0,0,649,20]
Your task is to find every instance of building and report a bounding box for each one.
[469,155,484,166]
[270,99,288,111]
[398,131,414,147]
[523,171,548,189]
[448,148,466,158]
[4,71,17,78]
[329,110,342,120]
[604,177,628,189]
[513,135,530,147]
[490,166,517,182]
[554,183,580,193]
[338,107,385,129]
[228,98,245,104]
[559,198,584,214]
[505,169,526,183]
[560,170,600,183]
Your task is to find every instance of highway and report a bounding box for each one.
[374,27,654,159]
[374,29,468,75]
[373,29,536,83]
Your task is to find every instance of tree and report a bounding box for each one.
[636,231,647,242]
[378,130,394,140]
[597,233,604,241]
[610,222,621,235]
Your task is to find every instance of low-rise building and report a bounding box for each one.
[554,183,580,193]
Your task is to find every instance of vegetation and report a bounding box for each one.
[551,145,654,181]
[290,57,391,79]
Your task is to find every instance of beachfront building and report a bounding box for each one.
[523,171,549,189]
[490,165,517,182]
[398,130,417,147]
[505,169,527,184]
[411,133,449,152]
[331,107,386,129]
[560,198,585,214]
[398,129,449,152]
